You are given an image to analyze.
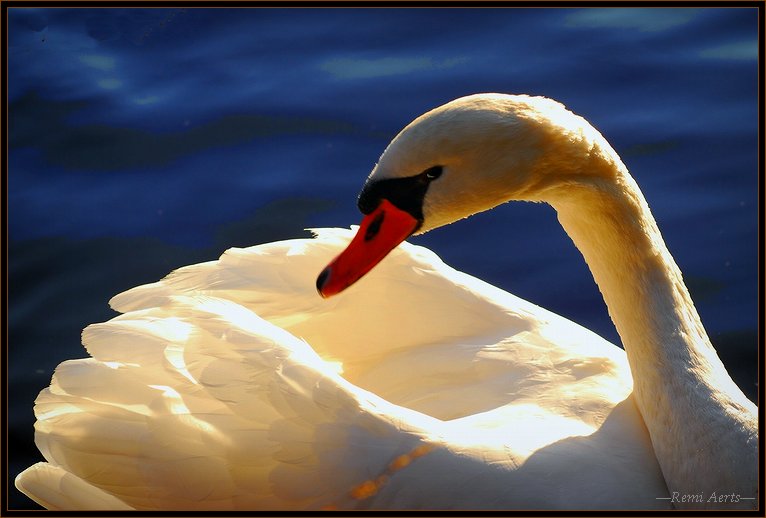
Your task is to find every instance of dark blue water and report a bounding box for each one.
[7,7,759,509]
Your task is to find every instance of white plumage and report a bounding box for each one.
[16,229,668,510]
[16,94,756,510]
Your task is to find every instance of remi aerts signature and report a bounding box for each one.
[657,492,755,504]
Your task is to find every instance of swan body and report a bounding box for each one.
[16,94,756,510]
[16,230,667,510]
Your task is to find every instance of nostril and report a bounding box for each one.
[364,211,385,242]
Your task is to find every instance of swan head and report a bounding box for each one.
[317,93,621,297]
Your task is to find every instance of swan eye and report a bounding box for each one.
[424,166,443,180]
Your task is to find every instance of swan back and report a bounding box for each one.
[112,228,633,422]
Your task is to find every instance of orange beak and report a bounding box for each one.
[316,199,420,298]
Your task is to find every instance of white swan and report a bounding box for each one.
[15,94,756,510]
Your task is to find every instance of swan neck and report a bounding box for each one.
[552,174,709,370]
[549,165,756,500]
